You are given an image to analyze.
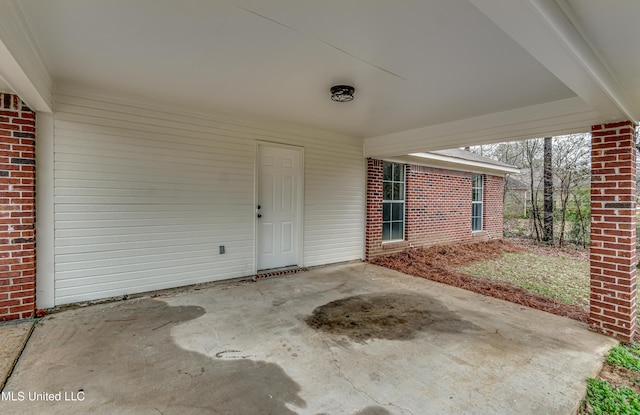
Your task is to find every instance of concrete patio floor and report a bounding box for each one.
[0,320,33,391]
[0,262,617,414]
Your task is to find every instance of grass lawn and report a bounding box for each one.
[459,252,590,306]
[580,342,640,414]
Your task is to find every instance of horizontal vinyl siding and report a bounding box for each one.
[52,89,364,304]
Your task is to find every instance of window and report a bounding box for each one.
[382,162,405,241]
[472,173,483,231]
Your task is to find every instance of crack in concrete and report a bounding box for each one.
[322,338,414,415]
[387,401,416,415]
[325,343,374,401]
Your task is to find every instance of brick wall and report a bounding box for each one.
[590,121,637,342]
[366,158,504,259]
[484,174,505,237]
[0,93,36,321]
[365,159,384,259]
[404,165,472,249]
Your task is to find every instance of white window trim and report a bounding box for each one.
[382,163,406,243]
[472,173,484,232]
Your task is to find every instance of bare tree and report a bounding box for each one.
[472,135,591,245]
[543,137,553,243]
[512,140,544,241]
[553,135,590,247]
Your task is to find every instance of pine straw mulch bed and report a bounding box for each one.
[370,239,589,323]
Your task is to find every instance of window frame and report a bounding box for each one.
[382,162,406,242]
[472,173,484,232]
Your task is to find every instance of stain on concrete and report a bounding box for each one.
[305,293,478,341]
[7,299,306,414]
[353,406,392,415]
[315,407,390,415]
[214,349,252,359]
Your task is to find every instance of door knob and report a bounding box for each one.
[257,214,262,218]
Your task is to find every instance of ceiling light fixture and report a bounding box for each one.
[330,85,355,102]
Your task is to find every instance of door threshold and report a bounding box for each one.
[253,266,307,281]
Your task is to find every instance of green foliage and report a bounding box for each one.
[565,186,591,247]
[581,378,640,415]
[626,342,640,357]
[607,345,640,372]
[582,342,640,414]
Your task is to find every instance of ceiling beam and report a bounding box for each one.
[364,97,600,158]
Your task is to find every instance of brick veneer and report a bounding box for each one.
[365,159,384,259]
[483,174,505,237]
[0,93,36,321]
[590,121,637,342]
[366,158,504,259]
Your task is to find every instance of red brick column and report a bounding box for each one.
[590,121,637,342]
[365,158,384,260]
[0,93,36,321]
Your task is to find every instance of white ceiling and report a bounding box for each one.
[565,0,640,110]
[0,76,12,94]
[8,0,640,141]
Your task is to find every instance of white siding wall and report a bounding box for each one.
[52,88,364,305]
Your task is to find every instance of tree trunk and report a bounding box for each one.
[525,140,542,241]
[573,192,587,248]
[543,136,553,244]
[558,190,569,248]
[530,178,541,241]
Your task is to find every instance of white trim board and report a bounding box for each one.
[364,97,601,158]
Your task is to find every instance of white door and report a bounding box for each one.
[257,145,301,270]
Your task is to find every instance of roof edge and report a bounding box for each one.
[381,152,520,176]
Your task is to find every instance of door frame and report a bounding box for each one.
[254,141,304,273]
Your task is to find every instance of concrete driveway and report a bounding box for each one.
[0,263,616,414]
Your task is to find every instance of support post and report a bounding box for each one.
[590,121,637,342]
[0,93,36,321]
